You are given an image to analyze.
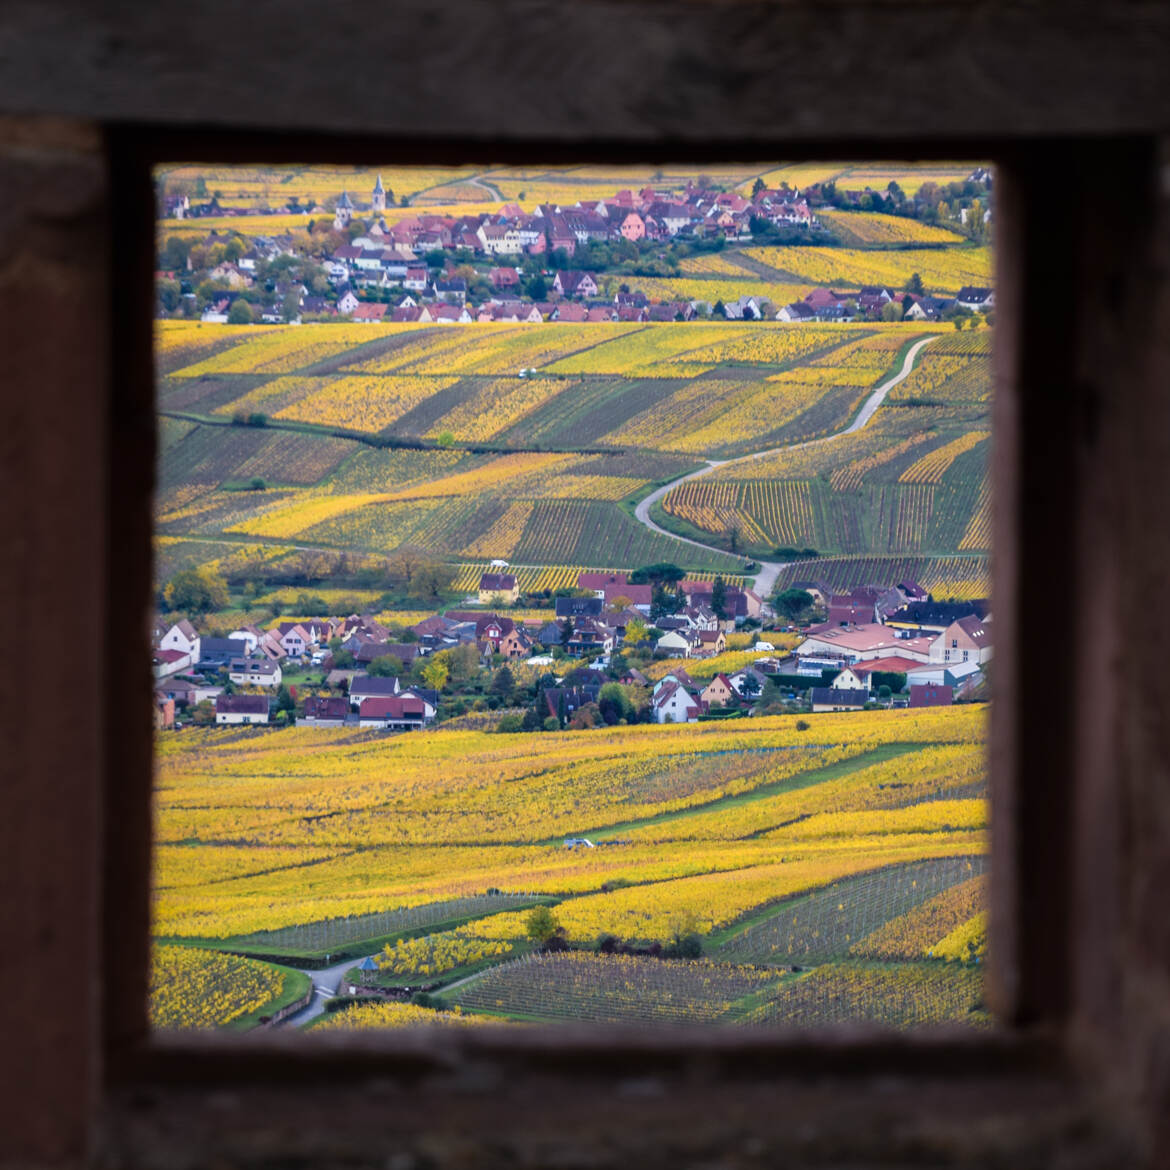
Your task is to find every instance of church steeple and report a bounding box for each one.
[333,189,353,231]
[371,174,386,213]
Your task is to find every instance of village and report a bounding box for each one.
[157,171,994,328]
[152,567,990,734]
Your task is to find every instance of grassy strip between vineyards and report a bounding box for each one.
[222,964,312,1031]
[159,894,558,967]
[560,742,924,845]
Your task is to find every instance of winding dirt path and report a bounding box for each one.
[632,334,938,597]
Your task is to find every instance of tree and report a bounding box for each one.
[904,271,925,296]
[227,298,253,324]
[366,654,403,678]
[560,617,574,648]
[524,273,547,300]
[751,177,766,196]
[495,713,524,733]
[164,567,229,613]
[630,562,684,586]
[597,682,633,726]
[774,588,815,622]
[420,657,449,691]
[711,575,728,620]
[526,905,561,946]
[490,665,515,697]
[624,617,649,646]
[650,582,683,621]
[881,300,905,322]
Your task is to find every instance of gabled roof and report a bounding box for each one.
[216,694,269,715]
[303,696,348,720]
[809,687,869,707]
[349,675,400,697]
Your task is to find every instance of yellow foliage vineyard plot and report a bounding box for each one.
[850,875,986,961]
[741,246,993,295]
[831,164,980,191]
[155,320,269,367]
[169,324,426,377]
[323,447,475,495]
[817,210,966,246]
[312,1003,498,1030]
[418,376,571,440]
[830,433,934,491]
[157,164,483,206]
[374,451,575,502]
[545,324,732,374]
[447,563,747,594]
[464,843,980,946]
[612,378,815,456]
[150,946,287,1030]
[959,477,992,551]
[620,742,986,845]
[273,375,460,433]
[931,911,988,963]
[154,709,987,939]
[674,325,869,368]
[744,163,853,191]
[226,490,393,540]
[209,375,320,418]
[375,925,513,978]
[462,501,535,559]
[628,276,815,307]
[898,431,990,484]
[663,480,814,545]
[678,253,762,278]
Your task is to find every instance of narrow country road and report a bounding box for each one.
[280,953,376,1028]
[632,334,937,597]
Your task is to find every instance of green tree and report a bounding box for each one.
[524,273,547,300]
[164,567,229,613]
[525,905,561,946]
[711,576,727,620]
[751,177,766,196]
[491,665,515,697]
[904,271,925,296]
[366,654,403,678]
[630,563,685,586]
[560,617,574,648]
[881,300,905,322]
[227,298,253,324]
[774,588,815,622]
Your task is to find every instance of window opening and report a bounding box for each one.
[150,158,994,1036]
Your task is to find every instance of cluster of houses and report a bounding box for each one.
[641,581,990,724]
[151,566,987,733]
[777,284,995,323]
[165,176,838,326]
